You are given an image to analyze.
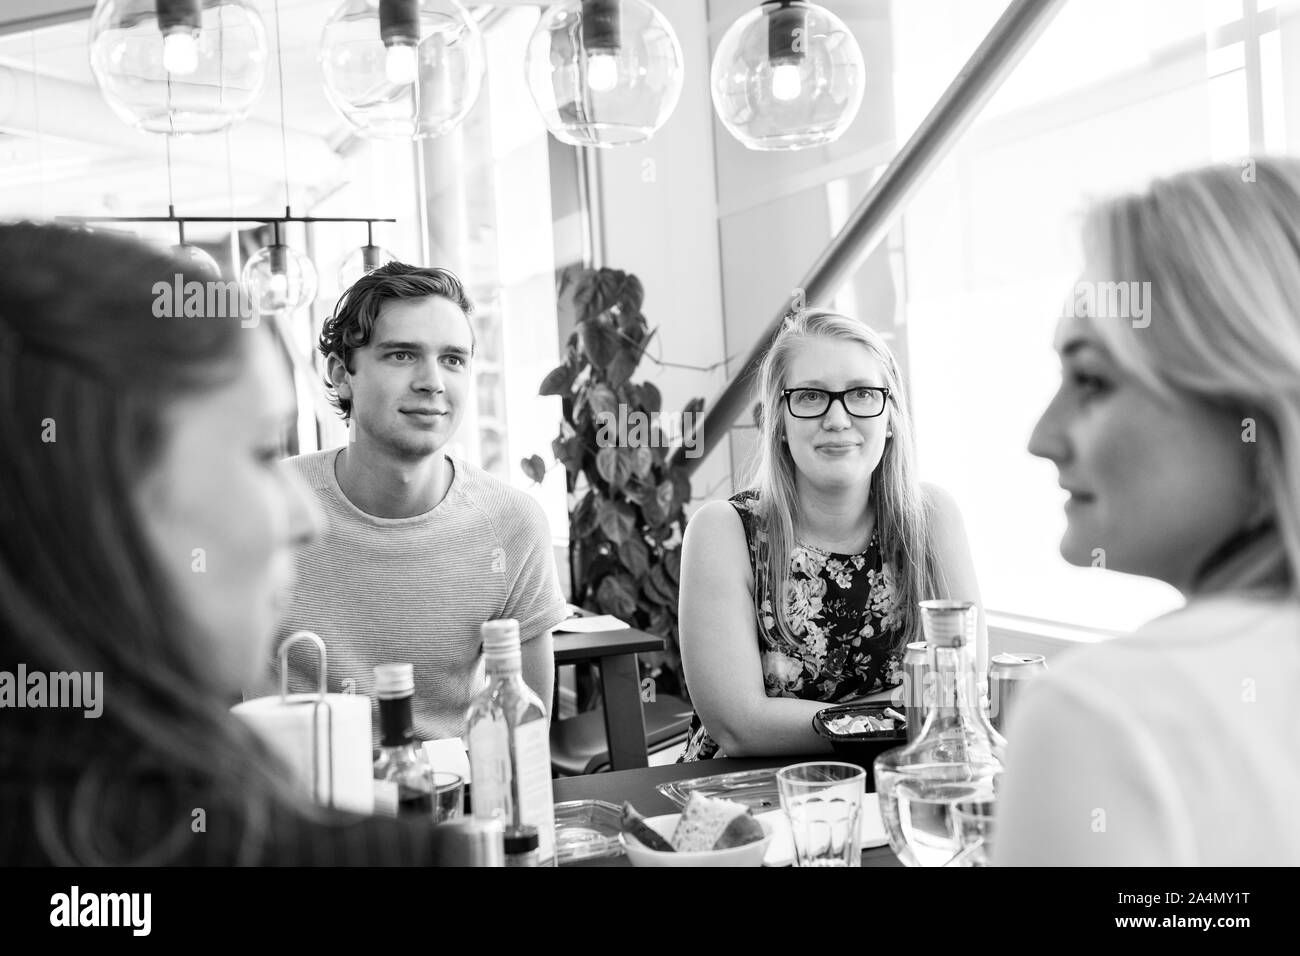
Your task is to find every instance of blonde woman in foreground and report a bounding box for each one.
[997,158,1300,866]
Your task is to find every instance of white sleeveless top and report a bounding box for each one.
[995,596,1300,866]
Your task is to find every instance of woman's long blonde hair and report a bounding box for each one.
[1082,157,1300,594]
[749,309,946,650]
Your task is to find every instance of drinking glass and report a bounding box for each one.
[433,772,464,824]
[875,761,997,867]
[776,762,865,867]
[945,798,996,866]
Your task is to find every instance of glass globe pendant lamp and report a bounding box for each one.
[88,0,268,135]
[172,242,221,278]
[524,0,684,148]
[169,220,221,278]
[242,224,318,315]
[170,221,221,278]
[711,0,865,151]
[338,224,397,293]
[320,0,486,140]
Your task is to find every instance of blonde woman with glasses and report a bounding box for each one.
[998,157,1300,865]
[677,309,984,760]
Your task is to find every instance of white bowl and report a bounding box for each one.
[619,813,773,867]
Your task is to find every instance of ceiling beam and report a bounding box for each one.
[0,1,94,36]
[0,1,540,37]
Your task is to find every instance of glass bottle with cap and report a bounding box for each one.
[372,662,438,820]
[465,619,557,866]
[874,600,1006,867]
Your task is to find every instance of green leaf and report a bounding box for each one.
[639,382,662,414]
[642,493,666,528]
[552,433,585,475]
[605,348,638,388]
[631,445,654,479]
[663,546,682,584]
[621,478,647,505]
[597,574,639,619]
[595,271,623,314]
[572,384,593,430]
[671,472,692,511]
[620,273,645,313]
[579,315,618,367]
[572,270,600,319]
[595,445,618,488]
[596,498,635,544]
[539,364,575,396]
[587,383,619,420]
[642,565,677,608]
[651,564,678,603]
[573,492,599,535]
[649,607,675,639]
[616,308,646,344]
[521,454,547,484]
[596,445,634,492]
[655,479,675,515]
[618,536,650,579]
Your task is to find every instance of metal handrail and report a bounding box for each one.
[670,0,1068,475]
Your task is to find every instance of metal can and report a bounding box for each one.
[432,817,505,867]
[987,653,1048,736]
[901,641,928,742]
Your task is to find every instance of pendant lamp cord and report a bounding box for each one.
[273,0,292,217]
[30,32,46,219]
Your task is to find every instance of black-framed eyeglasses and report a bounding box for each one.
[781,386,891,419]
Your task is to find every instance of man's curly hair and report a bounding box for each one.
[318,262,474,421]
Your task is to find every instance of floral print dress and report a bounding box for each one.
[680,491,907,762]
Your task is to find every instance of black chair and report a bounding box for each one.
[550,694,694,776]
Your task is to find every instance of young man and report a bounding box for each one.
[274,263,565,740]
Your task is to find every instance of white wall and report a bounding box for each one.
[593,0,734,508]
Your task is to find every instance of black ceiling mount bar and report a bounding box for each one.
[58,215,397,224]
[669,0,1069,476]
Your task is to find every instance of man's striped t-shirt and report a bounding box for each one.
[272,448,567,741]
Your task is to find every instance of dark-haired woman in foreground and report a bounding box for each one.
[997,158,1300,865]
[0,222,437,864]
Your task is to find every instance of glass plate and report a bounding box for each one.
[553,799,625,863]
[656,769,782,812]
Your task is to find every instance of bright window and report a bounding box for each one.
[896,0,1299,631]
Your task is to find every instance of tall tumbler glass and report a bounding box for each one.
[777,762,866,867]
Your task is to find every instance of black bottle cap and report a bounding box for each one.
[503,825,540,854]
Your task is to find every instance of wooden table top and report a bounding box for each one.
[552,627,664,663]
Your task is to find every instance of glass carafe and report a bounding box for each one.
[874,601,1006,866]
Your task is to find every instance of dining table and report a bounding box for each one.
[552,624,665,771]
[552,755,902,867]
